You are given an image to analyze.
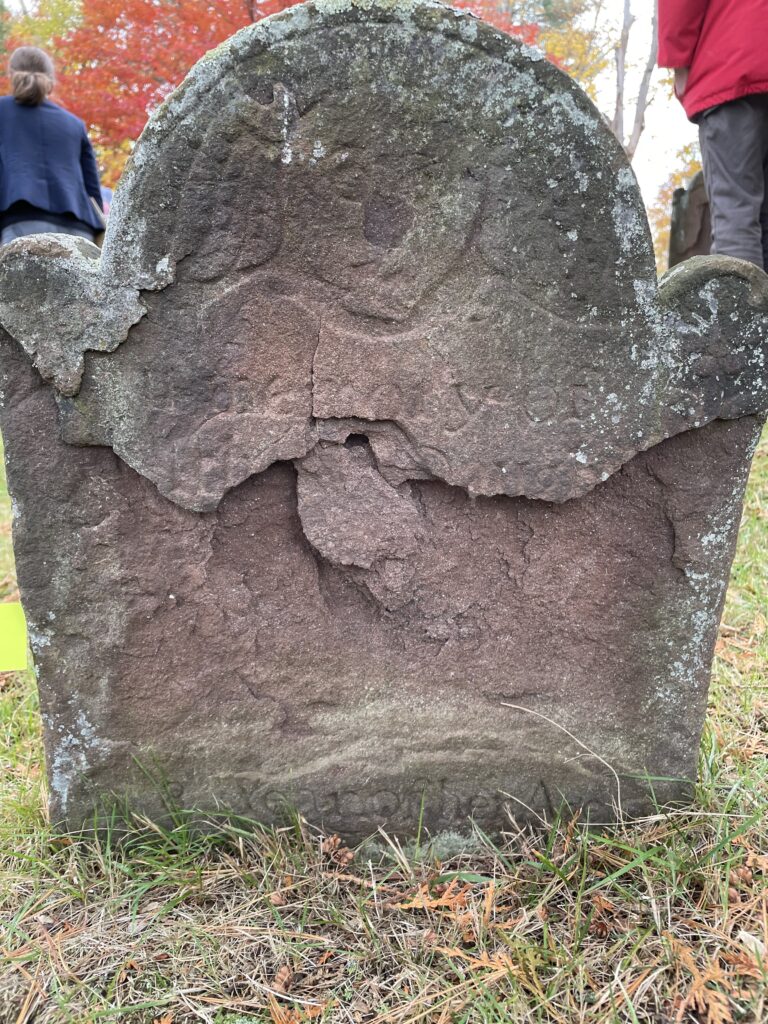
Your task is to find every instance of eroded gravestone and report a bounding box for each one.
[669,170,711,268]
[1,0,768,836]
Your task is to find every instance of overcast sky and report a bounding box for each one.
[5,0,696,205]
[599,0,698,207]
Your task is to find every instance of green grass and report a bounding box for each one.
[1,435,767,1023]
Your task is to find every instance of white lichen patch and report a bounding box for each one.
[456,16,478,43]
[27,626,51,652]
[280,88,295,165]
[544,90,599,137]
[50,710,109,814]
[154,255,174,284]
[519,42,545,62]
[612,167,646,257]
[316,0,423,14]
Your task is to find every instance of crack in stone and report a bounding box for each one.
[2,0,767,835]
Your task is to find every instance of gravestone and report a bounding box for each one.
[669,170,711,268]
[1,0,767,837]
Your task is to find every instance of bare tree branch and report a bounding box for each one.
[571,0,609,84]
[626,0,658,159]
[611,0,634,142]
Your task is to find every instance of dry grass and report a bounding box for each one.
[1,435,767,1024]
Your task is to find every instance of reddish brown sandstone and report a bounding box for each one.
[0,1,766,836]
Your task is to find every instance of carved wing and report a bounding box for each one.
[1,1,766,514]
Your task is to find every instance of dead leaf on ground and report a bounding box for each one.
[321,834,354,868]
[671,938,735,1024]
[396,879,471,913]
[272,964,293,994]
[268,995,327,1023]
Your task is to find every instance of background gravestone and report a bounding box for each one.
[669,170,711,268]
[1,0,767,837]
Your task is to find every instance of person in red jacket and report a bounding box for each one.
[658,0,768,271]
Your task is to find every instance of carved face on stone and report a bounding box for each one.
[0,0,766,835]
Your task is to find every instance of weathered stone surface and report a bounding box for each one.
[3,2,768,512]
[0,0,767,836]
[669,170,711,268]
[0,235,146,395]
[297,441,424,570]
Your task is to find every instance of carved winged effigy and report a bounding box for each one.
[1,0,767,835]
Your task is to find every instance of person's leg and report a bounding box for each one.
[0,220,94,246]
[699,95,766,267]
[762,164,768,272]
[57,222,95,242]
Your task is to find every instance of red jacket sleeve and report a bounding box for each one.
[658,0,710,68]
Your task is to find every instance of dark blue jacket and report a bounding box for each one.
[0,96,103,230]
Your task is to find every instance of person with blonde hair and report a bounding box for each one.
[0,47,105,245]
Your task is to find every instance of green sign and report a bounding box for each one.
[0,603,28,672]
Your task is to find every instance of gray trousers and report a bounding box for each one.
[0,219,94,246]
[698,92,768,271]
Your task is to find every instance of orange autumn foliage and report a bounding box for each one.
[9,0,549,186]
[46,2,289,152]
[453,0,541,47]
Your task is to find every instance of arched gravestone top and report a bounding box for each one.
[1,0,768,835]
[1,0,767,512]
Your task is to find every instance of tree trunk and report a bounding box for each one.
[626,0,658,159]
[611,0,633,143]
